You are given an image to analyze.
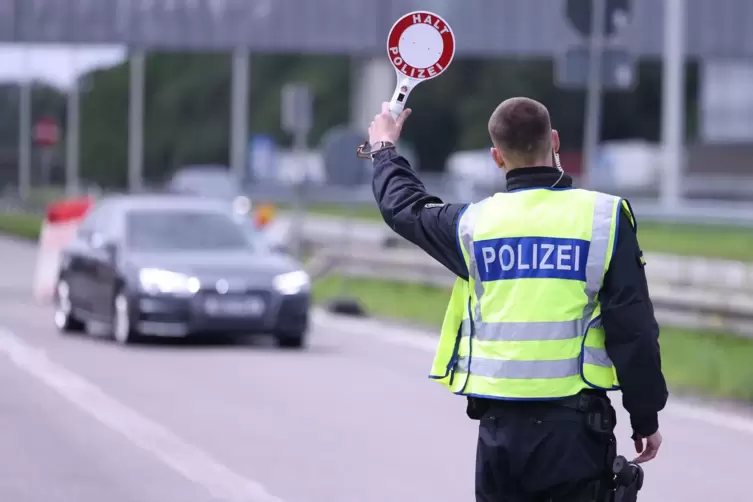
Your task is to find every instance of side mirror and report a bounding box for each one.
[102,241,118,263]
[269,242,288,254]
[91,233,117,263]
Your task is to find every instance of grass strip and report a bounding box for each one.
[0,212,43,240]
[313,274,753,402]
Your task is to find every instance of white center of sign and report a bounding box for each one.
[398,23,444,69]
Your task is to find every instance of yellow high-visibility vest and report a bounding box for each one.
[429,188,635,399]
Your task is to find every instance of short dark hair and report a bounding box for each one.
[488,97,552,164]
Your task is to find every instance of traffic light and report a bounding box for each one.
[557,0,635,90]
[565,0,631,38]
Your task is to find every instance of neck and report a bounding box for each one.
[503,160,553,173]
[505,166,573,191]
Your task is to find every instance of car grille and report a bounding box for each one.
[195,289,277,324]
[198,275,272,292]
[198,286,272,298]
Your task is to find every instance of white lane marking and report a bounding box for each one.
[313,310,753,436]
[312,309,437,352]
[664,401,753,435]
[0,328,285,502]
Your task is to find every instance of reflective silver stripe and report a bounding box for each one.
[582,193,619,322]
[469,319,582,341]
[455,347,612,379]
[578,193,619,372]
[460,318,472,337]
[456,356,579,379]
[458,200,487,325]
[583,346,612,368]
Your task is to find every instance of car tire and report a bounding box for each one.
[275,330,307,349]
[54,278,86,334]
[112,291,141,345]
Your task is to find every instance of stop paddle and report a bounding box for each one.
[386,10,456,119]
[357,11,456,158]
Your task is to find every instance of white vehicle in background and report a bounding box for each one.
[165,165,252,216]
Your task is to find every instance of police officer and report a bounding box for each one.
[366,98,668,501]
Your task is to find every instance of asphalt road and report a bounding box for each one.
[1,236,752,502]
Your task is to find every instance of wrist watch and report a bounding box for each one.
[368,141,396,158]
[356,140,396,159]
[370,140,395,149]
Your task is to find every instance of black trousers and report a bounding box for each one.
[474,394,617,502]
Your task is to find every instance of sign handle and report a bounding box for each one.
[388,77,415,120]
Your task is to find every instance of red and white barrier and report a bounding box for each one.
[32,196,93,303]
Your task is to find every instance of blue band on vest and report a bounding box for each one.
[474,236,590,282]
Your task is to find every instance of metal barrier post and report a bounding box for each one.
[281,83,313,261]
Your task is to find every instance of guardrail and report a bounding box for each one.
[310,245,753,337]
[279,211,753,337]
[272,214,753,283]
[274,214,753,289]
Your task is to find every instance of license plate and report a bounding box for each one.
[203,296,266,316]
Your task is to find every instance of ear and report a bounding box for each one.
[490,147,505,169]
[551,129,560,153]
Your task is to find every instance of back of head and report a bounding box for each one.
[488,97,554,169]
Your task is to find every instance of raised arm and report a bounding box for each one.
[372,149,468,280]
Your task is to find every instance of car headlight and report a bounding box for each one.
[139,268,201,295]
[232,196,252,215]
[273,270,310,295]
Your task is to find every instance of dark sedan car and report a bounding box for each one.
[53,194,310,347]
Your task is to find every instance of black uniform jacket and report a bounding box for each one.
[371,148,668,438]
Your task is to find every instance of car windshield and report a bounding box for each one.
[125,209,254,251]
[170,171,239,198]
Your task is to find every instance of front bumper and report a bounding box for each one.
[131,289,310,337]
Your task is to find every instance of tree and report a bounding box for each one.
[0,83,67,186]
[69,53,696,186]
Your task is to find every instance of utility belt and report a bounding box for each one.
[477,390,615,435]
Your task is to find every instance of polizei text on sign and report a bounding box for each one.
[387,12,455,80]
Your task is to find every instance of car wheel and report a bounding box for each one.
[275,330,307,349]
[112,292,140,345]
[54,279,85,333]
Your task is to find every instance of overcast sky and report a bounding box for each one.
[0,45,126,89]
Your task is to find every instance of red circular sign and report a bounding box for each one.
[387,11,455,81]
[33,117,60,148]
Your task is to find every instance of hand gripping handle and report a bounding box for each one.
[388,78,415,120]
